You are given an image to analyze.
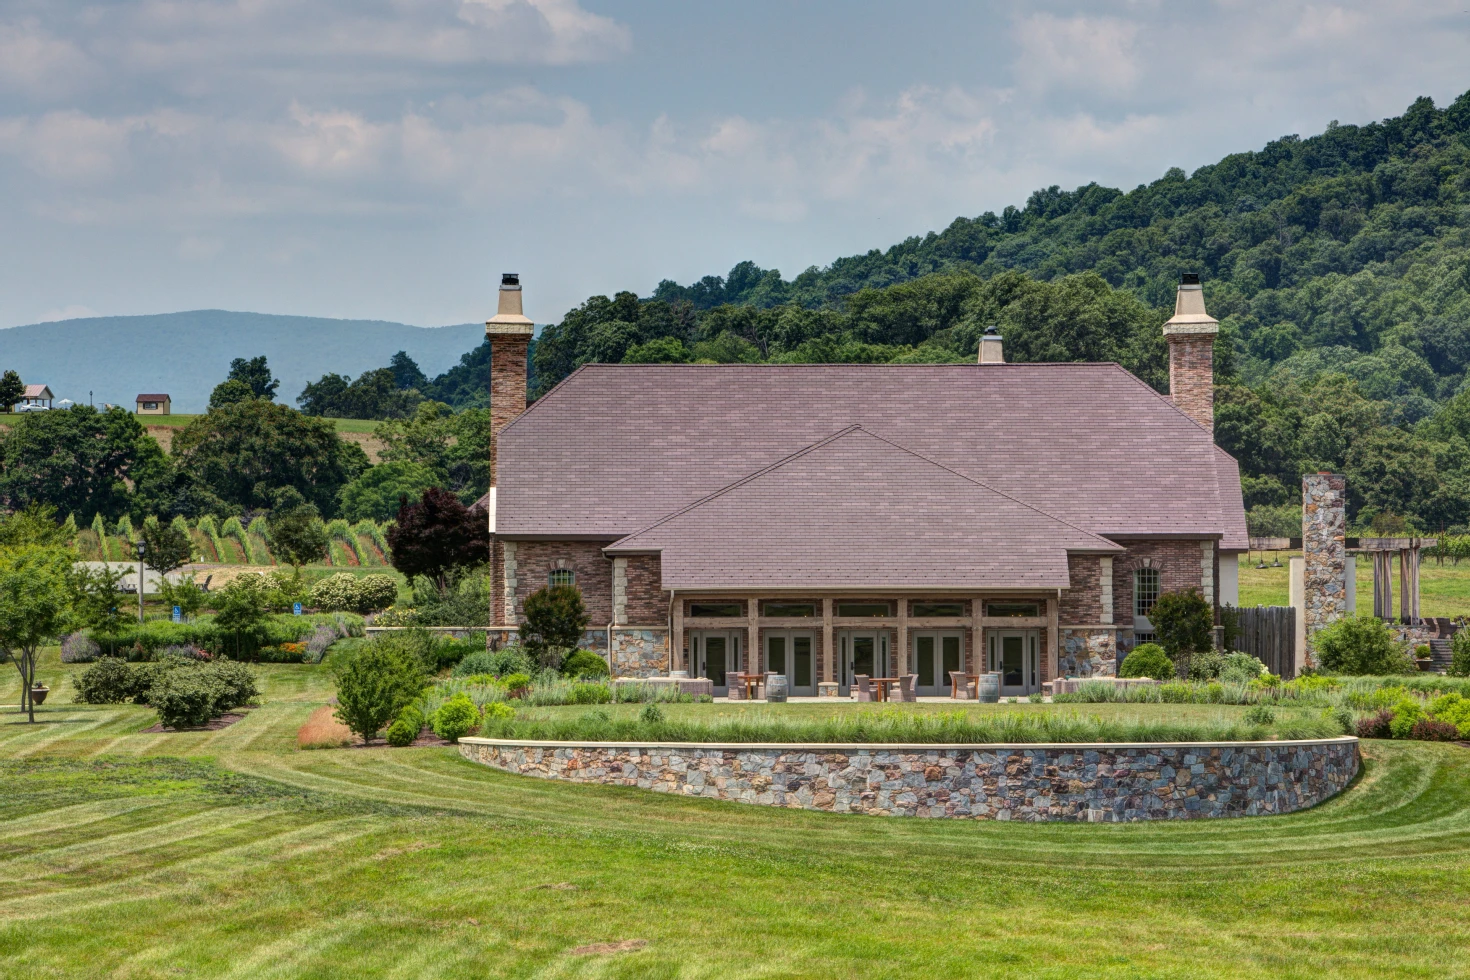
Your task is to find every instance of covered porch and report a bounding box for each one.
[669,593,1058,698]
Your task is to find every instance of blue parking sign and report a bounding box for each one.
[172,606,182,624]
[293,602,302,616]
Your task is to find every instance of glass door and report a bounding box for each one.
[692,631,741,696]
[839,631,889,696]
[766,630,816,696]
[913,631,962,697]
[987,630,1038,696]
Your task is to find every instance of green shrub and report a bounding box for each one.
[1314,616,1414,675]
[500,672,531,694]
[521,585,588,666]
[1220,652,1267,685]
[431,693,481,743]
[1428,692,1470,737]
[454,646,533,678]
[357,574,399,612]
[209,659,260,710]
[1243,704,1276,725]
[1159,682,1192,703]
[332,641,428,743]
[73,658,143,703]
[148,670,224,729]
[483,701,514,722]
[1149,589,1215,674]
[1119,643,1175,680]
[1388,697,1425,739]
[1187,650,1226,681]
[561,649,609,679]
[385,703,424,747]
[1450,631,1470,678]
[639,702,665,724]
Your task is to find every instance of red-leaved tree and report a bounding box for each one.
[387,487,490,595]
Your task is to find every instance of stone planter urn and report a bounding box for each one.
[30,684,49,705]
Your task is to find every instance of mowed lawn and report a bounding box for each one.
[4,653,1470,978]
[1238,551,1470,618]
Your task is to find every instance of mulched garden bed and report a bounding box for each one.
[346,726,453,749]
[143,707,253,734]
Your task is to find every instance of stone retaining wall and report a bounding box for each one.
[459,736,1359,822]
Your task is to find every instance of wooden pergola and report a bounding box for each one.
[1351,537,1436,625]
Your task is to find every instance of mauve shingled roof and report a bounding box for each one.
[605,425,1121,590]
[496,362,1247,549]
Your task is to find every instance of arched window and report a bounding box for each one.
[549,569,575,587]
[1134,568,1160,618]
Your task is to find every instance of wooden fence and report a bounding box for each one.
[1231,606,1296,679]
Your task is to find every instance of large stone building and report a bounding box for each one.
[486,273,1247,696]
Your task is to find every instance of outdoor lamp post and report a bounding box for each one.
[134,539,147,622]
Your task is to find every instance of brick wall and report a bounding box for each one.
[1113,540,1212,628]
[623,554,666,625]
[489,333,530,485]
[1167,333,1214,432]
[1059,555,1103,623]
[507,540,616,625]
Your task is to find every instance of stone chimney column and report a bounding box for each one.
[1301,472,1347,668]
[978,325,1004,364]
[1163,273,1219,433]
[487,273,534,486]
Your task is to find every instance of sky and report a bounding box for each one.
[1,0,1469,330]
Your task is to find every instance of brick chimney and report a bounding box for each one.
[1163,273,1218,432]
[488,272,534,486]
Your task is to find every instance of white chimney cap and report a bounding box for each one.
[1163,273,1218,335]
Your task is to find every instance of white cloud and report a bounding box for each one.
[456,0,631,64]
[1013,13,1141,97]
[0,19,94,94]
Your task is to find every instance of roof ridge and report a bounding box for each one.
[609,424,866,544]
[612,423,1119,553]
[854,427,1121,550]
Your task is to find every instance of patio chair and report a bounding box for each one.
[726,674,746,700]
[852,675,875,702]
[894,674,917,703]
[949,671,975,700]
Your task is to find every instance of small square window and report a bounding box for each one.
[548,569,575,587]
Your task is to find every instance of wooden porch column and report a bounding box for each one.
[747,599,760,675]
[1399,549,1410,624]
[1046,595,1060,684]
[671,595,683,672]
[896,598,909,676]
[822,598,834,683]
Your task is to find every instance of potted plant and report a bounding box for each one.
[30,683,49,705]
[1415,644,1434,672]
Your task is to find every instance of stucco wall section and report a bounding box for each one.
[461,737,1359,822]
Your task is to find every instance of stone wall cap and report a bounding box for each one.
[459,736,1359,752]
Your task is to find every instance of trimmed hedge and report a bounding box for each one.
[85,613,363,661]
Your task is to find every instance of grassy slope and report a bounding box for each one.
[4,651,1470,978]
[1238,552,1470,618]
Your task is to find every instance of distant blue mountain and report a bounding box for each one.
[0,310,484,413]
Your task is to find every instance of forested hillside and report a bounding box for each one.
[530,91,1470,536]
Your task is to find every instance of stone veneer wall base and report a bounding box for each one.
[460,737,1359,822]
